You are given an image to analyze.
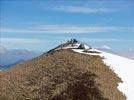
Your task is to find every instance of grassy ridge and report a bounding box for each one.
[0,50,126,100]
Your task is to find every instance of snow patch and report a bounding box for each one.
[72,48,134,100]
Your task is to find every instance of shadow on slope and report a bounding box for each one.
[51,72,108,100]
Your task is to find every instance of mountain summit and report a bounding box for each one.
[0,39,130,100]
[47,39,91,53]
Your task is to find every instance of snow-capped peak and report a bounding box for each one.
[58,39,91,50]
[47,39,91,53]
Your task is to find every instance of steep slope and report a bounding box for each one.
[0,49,125,100]
[73,48,134,100]
[101,51,134,100]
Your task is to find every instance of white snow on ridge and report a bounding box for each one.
[100,51,134,100]
[72,48,134,100]
[55,42,90,50]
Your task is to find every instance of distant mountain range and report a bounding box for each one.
[0,46,40,69]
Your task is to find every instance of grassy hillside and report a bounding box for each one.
[0,50,126,100]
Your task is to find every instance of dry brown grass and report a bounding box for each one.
[0,49,126,100]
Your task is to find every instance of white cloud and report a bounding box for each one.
[129,48,134,51]
[101,45,111,49]
[85,38,120,42]
[1,38,46,45]
[1,25,134,34]
[53,6,115,14]
[0,28,41,33]
[80,38,134,42]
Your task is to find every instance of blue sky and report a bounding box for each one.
[0,0,134,52]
